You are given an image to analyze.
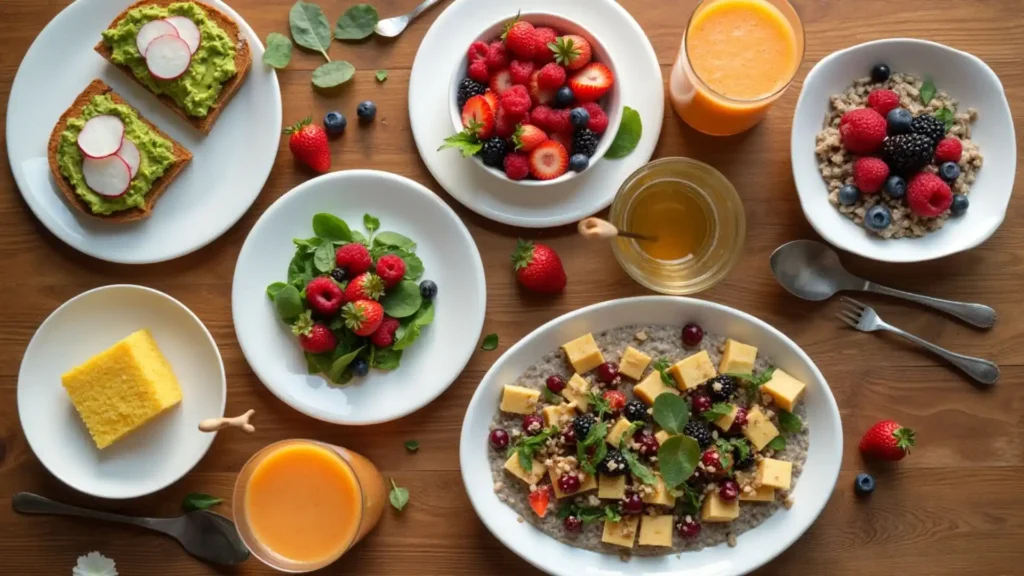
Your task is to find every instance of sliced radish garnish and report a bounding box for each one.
[116,139,141,179]
[145,34,192,80]
[82,156,131,197]
[77,115,124,159]
[136,19,178,55]
[164,16,201,55]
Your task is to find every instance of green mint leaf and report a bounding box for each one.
[621,448,657,485]
[702,402,733,422]
[438,129,483,158]
[273,285,304,320]
[373,231,417,251]
[313,242,335,273]
[389,478,409,511]
[363,213,380,236]
[481,333,499,351]
[392,302,434,351]
[920,78,937,106]
[577,421,608,475]
[512,426,559,472]
[311,213,352,242]
[542,387,563,405]
[603,506,622,523]
[587,390,612,421]
[652,358,675,386]
[380,280,423,318]
[371,346,403,370]
[657,435,700,489]
[777,410,802,433]
[404,440,419,452]
[673,483,701,516]
[182,492,222,512]
[266,282,287,300]
[730,437,751,462]
[606,106,642,159]
[334,4,379,40]
[766,435,787,451]
[263,32,293,68]
[376,69,388,82]
[935,107,955,130]
[328,346,364,383]
[652,393,690,435]
[312,60,356,88]
[289,1,332,59]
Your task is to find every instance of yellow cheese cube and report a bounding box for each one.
[713,404,740,431]
[758,458,793,490]
[718,339,758,375]
[598,474,627,499]
[549,468,597,499]
[562,333,605,374]
[641,474,676,507]
[601,516,640,548]
[562,374,591,412]
[670,350,717,391]
[761,369,807,412]
[701,491,740,522]
[633,371,680,405]
[541,402,577,428]
[499,385,541,415]
[638,515,674,547]
[617,346,651,380]
[740,485,776,502]
[743,406,780,451]
[503,453,547,485]
[654,430,671,445]
[605,417,633,447]
[61,329,182,449]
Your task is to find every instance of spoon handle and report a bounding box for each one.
[865,282,997,328]
[12,492,163,532]
[407,0,442,21]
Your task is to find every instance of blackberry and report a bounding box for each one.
[623,400,649,423]
[707,375,738,403]
[910,114,946,146]
[683,421,713,450]
[330,268,347,283]
[599,449,629,476]
[882,133,934,174]
[457,78,486,109]
[479,137,508,168]
[573,413,597,440]
[573,129,599,157]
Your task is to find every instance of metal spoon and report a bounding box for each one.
[374,0,443,37]
[770,240,996,328]
[12,492,249,565]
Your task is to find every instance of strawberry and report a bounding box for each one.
[370,316,400,348]
[343,300,384,337]
[482,91,499,114]
[493,108,518,139]
[528,484,553,517]
[461,95,495,139]
[488,68,514,96]
[292,311,336,354]
[512,124,548,152]
[537,62,567,90]
[502,17,536,60]
[860,420,915,461]
[551,35,592,71]
[467,41,489,64]
[284,117,330,173]
[375,254,406,288]
[343,272,385,302]
[305,277,343,316]
[511,238,567,293]
[532,27,558,64]
[509,59,535,85]
[568,63,614,102]
[602,390,627,414]
[335,243,372,275]
[467,59,490,83]
[529,140,569,181]
[485,41,509,71]
[527,70,555,106]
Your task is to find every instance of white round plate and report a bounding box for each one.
[409,0,664,228]
[18,285,226,499]
[232,170,487,425]
[6,0,281,264]
[460,296,842,576]
[792,38,1016,263]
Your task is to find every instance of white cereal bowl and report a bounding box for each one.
[792,38,1016,263]
[459,296,842,576]
[447,11,622,187]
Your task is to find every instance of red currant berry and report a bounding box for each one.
[563,515,583,533]
[560,426,577,446]
[719,479,740,501]
[620,492,644,515]
[597,362,619,383]
[558,473,581,495]
[522,414,544,436]
[682,323,704,347]
[546,375,566,394]
[691,393,712,415]
[701,448,721,469]
[634,431,660,455]
[489,428,509,449]
[678,519,702,538]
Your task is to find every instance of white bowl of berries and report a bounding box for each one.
[442,12,622,185]
[792,38,1016,263]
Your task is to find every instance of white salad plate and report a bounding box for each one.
[18,285,226,499]
[409,0,664,228]
[232,170,487,425]
[6,0,281,264]
[792,38,1016,263]
[460,296,842,576]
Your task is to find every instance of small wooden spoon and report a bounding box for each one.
[199,409,255,434]
[578,217,657,242]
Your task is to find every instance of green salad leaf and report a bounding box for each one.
[392,302,434,351]
[702,402,734,422]
[778,410,802,433]
[404,440,419,452]
[577,420,608,475]
[375,69,388,82]
[312,213,352,242]
[651,358,676,386]
[510,426,559,472]
[652,393,690,435]
[273,285,304,320]
[380,280,423,318]
[766,435,787,452]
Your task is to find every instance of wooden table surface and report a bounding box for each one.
[2,0,1023,574]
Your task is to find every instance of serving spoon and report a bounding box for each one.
[374,0,443,37]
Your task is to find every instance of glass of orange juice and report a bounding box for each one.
[233,439,386,572]
[669,0,804,136]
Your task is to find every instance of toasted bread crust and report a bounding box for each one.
[47,79,192,223]
[94,0,252,133]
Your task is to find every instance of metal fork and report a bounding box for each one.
[837,297,1000,385]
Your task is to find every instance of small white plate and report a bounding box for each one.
[6,0,281,264]
[409,0,664,228]
[18,285,226,499]
[232,170,487,425]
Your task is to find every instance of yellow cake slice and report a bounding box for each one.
[61,329,182,449]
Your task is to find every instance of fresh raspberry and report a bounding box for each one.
[537,63,567,90]
[529,105,556,132]
[485,41,509,71]
[839,108,887,154]
[853,157,890,194]
[494,107,518,138]
[548,109,571,133]
[907,172,953,217]
[467,41,489,64]
[335,243,372,275]
[370,316,400,348]
[305,277,344,315]
[500,85,531,116]
[521,111,531,125]
[503,152,530,180]
[375,254,406,288]
[867,90,900,117]
[467,59,490,83]
[580,102,608,134]
[504,20,536,59]
[548,130,573,155]
[934,137,963,163]
[532,27,558,64]
[509,60,535,85]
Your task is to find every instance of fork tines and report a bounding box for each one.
[836,296,868,328]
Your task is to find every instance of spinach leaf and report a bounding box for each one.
[312,213,352,242]
[328,346,364,382]
[313,242,335,273]
[266,282,287,300]
[274,285,304,320]
[182,493,222,512]
[371,346,403,370]
[392,302,434,351]
[380,280,422,318]
[289,1,332,59]
[481,333,499,350]
[263,32,293,68]
[312,61,356,89]
[374,231,417,251]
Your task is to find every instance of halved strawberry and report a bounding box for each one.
[513,124,548,152]
[482,91,499,114]
[529,141,569,180]
[494,107,518,139]
[488,68,514,96]
[528,70,555,106]
[568,62,614,102]
[461,95,495,139]
[528,485,553,517]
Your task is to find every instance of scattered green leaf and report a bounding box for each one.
[935,107,955,130]
[375,69,388,82]
[380,280,423,318]
[438,129,483,158]
[404,440,419,452]
[920,78,937,106]
[606,106,642,159]
[274,285,304,320]
[182,493,222,512]
[263,32,293,68]
[766,435,787,451]
[557,502,621,524]
[621,448,657,485]
[672,483,701,516]
[481,333,499,351]
[729,437,751,463]
[286,251,315,289]
[312,213,352,242]
[334,4,379,40]
[587,390,613,421]
[266,282,287,300]
[304,351,333,375]
[389,478,409,511]
[657,435,700,489]
[289,0,333,60]
[293,236,324,252]
[702,402,734,422]
[652,393,690,435]
[728,368,776,402]
[778,410,802,433]
[313,60,356,88]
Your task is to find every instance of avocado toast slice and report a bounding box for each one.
[48,79,192,222]
[94,0,252,134]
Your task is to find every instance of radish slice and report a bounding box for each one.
[82,156,131,197]
[116,139,141,179]
[145,35,192,80]
[77,115,124,159]
[136,19,178,55]
[164,16,201,55]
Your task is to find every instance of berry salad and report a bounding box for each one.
[266,213,436,385]
[815,64,983,239]
[440,13,616,181]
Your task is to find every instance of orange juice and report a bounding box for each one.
[670,0,804,135]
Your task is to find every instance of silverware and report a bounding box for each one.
[836,297,1000,385]
[12,492,250,565]
[771,240,996,328]
[374,0,443,37]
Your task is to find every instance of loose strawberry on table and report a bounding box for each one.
[284,117,330,174]
[859,420,915,461]
[511,238,566,293]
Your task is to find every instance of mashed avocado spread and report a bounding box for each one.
[101,2,237,118]
[58,95,175,215]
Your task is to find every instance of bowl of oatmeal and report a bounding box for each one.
[791,38,1016,263]
[459,296,842,576]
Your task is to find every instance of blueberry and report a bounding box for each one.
[330,268,347,283]
[569,153,589,172]
[838,184,860,205]
[350,358,369,377]
[939,161,961,182]
[323,111,346,136]
[569,107,590,130]
[870,64,891,84]
[886,108,912,135]
[555,86,575,108]
[883,175,906,199]
[419,279,438,300]
[356,101,377,122]
[854,473,875,495]
[950,193,969,217]
[865,204,892,231]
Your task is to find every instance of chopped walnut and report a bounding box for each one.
[635,331,648,342]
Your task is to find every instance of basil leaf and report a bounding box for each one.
[371,346,403,370]
[920,78,937,106]
[334,4,379,40]
[778,410,802,433]
[658,435,700,488]
[380,280,423,318]
[652,394,690,435]
[313,60,356,89]
[313,242,335,273]
[389,478,409,511]
[766,436,787,451]
[274,285,304,320]
[392,302,434,351]
[312,213,352,242]
[481,333,499,351]
[606,106,642,159]
[374,231,417,251]
[266,282,287,300]
[328,346,364,382]
[404,440,419,452]
[289,1,332,58]
[182,493,222,512]
[376,69,388,82]
[263,32,293,68]
[363,213,380,236]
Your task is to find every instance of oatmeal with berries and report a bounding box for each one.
[814,63,982,238]
[486,323,810,556]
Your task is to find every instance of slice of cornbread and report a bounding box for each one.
[61,329,182,449]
